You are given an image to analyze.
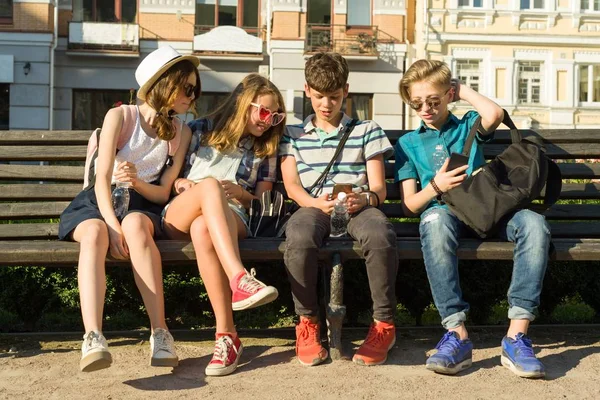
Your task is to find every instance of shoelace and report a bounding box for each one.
[435,332,461,354]
[363,324,391,347]
[153,329,173,353]
[211,336,235,363]
[297,319,319,346]
[238,268,266,294]
[84,331,103,350]
[512,334,535,358]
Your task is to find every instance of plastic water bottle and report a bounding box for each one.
[330,192,350,237]
[111,181,131,219]
[432,144,448,173]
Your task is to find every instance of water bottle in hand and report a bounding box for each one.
[111,181,131,219]
[330,192,350,237]
[432,144,448,173]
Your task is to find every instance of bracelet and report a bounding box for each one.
[430,178,444,202]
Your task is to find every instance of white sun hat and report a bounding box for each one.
[135,45,200,100]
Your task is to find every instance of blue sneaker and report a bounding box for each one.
[501,333,545,379]
[425,331,473,375]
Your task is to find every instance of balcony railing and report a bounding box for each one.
[305,24,390,56]
[68,22,139,52]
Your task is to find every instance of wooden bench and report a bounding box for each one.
[1,129,599,358]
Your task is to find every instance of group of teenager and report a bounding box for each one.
[59,45,550,379]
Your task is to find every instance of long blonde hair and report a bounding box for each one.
[145,60,201,141]
[204,73,285,159]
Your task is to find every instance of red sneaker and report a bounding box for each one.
[352,321,396,366]
[231,268,278,311]
[205,334,243,376]
[295,317,328,366]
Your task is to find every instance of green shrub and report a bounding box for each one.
[551,295,596,324]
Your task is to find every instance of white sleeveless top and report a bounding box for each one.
[112,106,169,184]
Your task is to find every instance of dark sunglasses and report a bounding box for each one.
[251,103,284,126]
[183,83,197,98]
[408,88,450,111]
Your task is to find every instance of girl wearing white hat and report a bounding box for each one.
[162,73,286,376]
[58,45,200,372]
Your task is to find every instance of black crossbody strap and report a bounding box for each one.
[461,109,521,158]
[308,118,359,196]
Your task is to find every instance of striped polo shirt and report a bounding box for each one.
[279,113,393,196]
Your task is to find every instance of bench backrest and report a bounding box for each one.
[1,129,599,241]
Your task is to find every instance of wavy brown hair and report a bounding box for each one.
[204,73,285,159]
[145,60,201,141]
[305,52,349,93]
[399,59,451,104]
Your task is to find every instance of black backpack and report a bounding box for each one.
[442,110,562,238]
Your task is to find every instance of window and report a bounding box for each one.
[0,84,8,130]
[303,93,373,120]
[456,60,481,93]
[520,0,544,9]
[458,0,483,7]
[195,0,260,34]
[72,90,133,130]
[347,0,371,26]
[579,65,600,103]
[308,0,331,25]
[196,92,229,117]
[0,0,12,23]
[518,61,543,104]
[72,0,137,23]
[581,0,600,11]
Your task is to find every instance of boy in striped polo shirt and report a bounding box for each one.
[279,52,398,367]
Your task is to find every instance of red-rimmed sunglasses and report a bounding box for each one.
[250,103,284,126]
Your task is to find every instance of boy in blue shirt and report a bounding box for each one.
[395,59,549,378]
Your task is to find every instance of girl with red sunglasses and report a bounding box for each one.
[161,73,286,377]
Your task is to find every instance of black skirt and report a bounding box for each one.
[58,185,165,241]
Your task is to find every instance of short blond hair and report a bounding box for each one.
[399,59,451,103]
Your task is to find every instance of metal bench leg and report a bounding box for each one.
[326,252,346,360]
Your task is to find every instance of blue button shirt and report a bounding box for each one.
[394,111,494,210]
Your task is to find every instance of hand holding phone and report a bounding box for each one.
[330,183,353,200]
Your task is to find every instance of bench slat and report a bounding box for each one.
[3,130,598,146]
[0,238,598,266]
[0,146,87,161]
[385,181,600,201]
[0,202,70,219]
[0,184,82,200]
[0,165,84,181]
[385,162,600,179]
[3,219,600,239]
[0,131,90,145]
[380,203,600,220]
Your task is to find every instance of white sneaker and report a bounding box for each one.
[80,331,112,372]
[150,328,179,367]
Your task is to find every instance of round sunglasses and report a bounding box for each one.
[250,103,284,126]
[183,83,197,98]
[408,88,450,112]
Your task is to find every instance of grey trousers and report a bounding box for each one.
[283,206,398,321]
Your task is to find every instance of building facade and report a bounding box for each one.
[0,0,409,131]
[414,0,600,129]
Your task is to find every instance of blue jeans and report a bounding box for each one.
[419,207,550,329]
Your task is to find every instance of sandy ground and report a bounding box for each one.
[0,326,599,400]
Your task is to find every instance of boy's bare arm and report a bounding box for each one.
[365,154,387,202]
[454,80,504,134]
[280,156,335,214]
[400,158,468,216]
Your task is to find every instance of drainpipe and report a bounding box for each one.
[49,1,58,130]
[267,0,273,79]
[423,0,429,60]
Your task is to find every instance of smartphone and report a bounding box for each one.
[331,183,353,199]
[447,152,469,171]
